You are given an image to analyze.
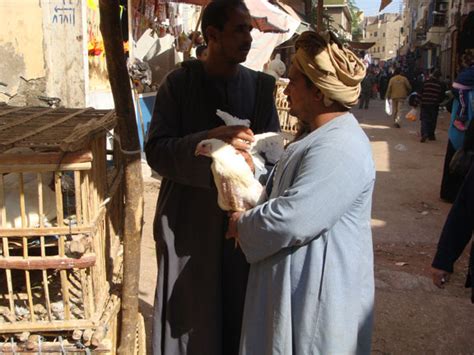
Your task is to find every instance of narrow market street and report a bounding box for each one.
[139,99,474,354]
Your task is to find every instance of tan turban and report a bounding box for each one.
[293,31,366,108]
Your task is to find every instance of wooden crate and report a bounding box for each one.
[0,105,125,353]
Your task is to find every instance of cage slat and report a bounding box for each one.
[85,171,100,308]
[81,171,96,315]
[0,175,15,314]
[0,108,54,132]
[74,171,83,226]
[19,173,36,322]
[0,226,93,238]
[0,162,92,174]
[75,170,90,319]
[91,142,104,309]
[55,172,71,321]
[1,108,92,147]
[0,106,24,117]
[37,173,53,321]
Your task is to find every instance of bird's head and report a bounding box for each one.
[195,139,229,157]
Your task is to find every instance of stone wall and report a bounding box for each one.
[41,0,87,108]
[0,1,46,103]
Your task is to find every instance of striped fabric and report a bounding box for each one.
[421,79,444,105]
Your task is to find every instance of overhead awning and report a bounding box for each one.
[169,0,291,33]
[379,0,392,12]
[420,40,439,49]
[348,41,375,50]
[252,16,289,33]
[275,0,311,34]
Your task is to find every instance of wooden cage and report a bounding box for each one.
[275,79,298,137]
[0,104,128,353]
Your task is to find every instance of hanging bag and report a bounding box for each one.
[405,108,418,121]
[385,98,392,116]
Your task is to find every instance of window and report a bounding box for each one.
[383,46,385,51]
[374,31,378,37]
[383,32,386,37]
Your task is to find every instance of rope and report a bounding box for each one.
[58,335,66,354]
[75,339,92,355]
[110,132,143,155]
[10,337,16,355]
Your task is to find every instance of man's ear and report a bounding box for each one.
[313,86,324,102]
[206,26,220,44]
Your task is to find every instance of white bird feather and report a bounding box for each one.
[195,139,264,212]
[215,109,285,180]
[216,109,251,127]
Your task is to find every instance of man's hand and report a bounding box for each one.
[226,211,243,241]
[431,267,451,289]
[238,149,255,173]
[207,125,254,150]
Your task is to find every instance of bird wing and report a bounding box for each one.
[251,132,285,164]
[216,109,251,127]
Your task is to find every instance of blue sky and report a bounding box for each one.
[355,0,403,17]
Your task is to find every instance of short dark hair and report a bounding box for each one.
[201,0,249,43]
[394,67,401,75]
[196,45,207,58]
[431,69,441,79]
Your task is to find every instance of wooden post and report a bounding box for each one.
[317,0,324,32]
[185,5,205,59]
[98,1,144,354]
[304,0,312,25]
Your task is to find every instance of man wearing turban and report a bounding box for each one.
[227,31,376,354]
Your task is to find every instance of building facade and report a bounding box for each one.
[403,0,474,78]
[323,0,353,40]
[362,13,405,65]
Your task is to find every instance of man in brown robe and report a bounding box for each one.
[145,1,280,354]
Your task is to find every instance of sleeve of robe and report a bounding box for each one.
[144,71,213,189]
[432,165,474,273]
[237,138,374,264]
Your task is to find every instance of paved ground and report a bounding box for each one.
[139,98,474,354]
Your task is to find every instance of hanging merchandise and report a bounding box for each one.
[177,32,192,52]
[127,58,155,93]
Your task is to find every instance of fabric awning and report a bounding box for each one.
[252,16,289,33]
[170,0,290,33]
[379,0,392,12]
[419,40,439,49]
[348,41,375,50]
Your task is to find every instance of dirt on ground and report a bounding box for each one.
[139,99,474,354]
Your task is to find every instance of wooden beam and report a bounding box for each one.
[0,150,93,165]
[0,226,92,237]
[0,254,96,270]
[0,319,94,333]
[0,162,92,173]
